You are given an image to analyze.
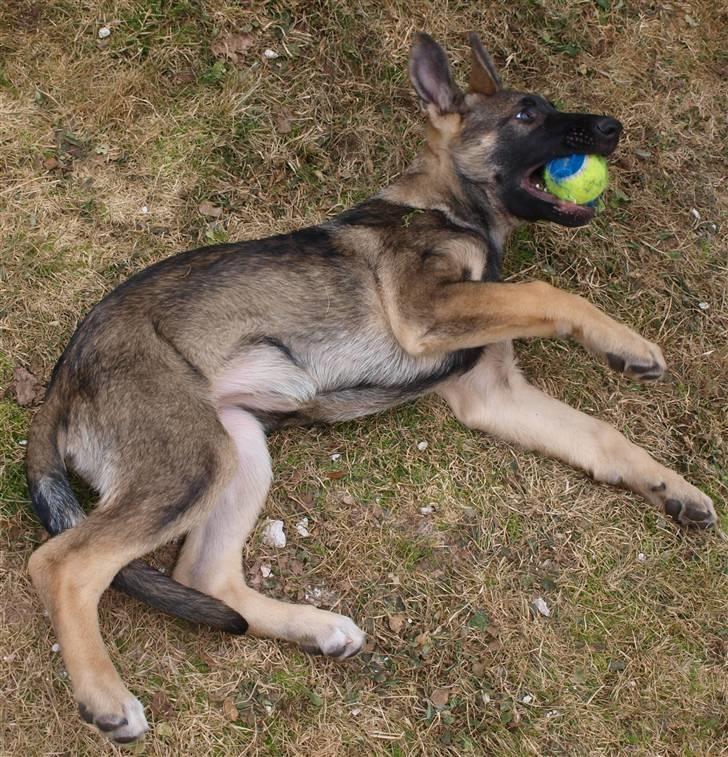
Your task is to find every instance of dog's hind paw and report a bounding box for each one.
[78,695,148,744]
[297,610,366,660]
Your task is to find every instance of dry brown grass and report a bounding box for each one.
[1,1,727,754]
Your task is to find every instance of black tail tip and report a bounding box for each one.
[228,614,248,635]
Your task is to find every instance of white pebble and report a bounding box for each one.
[51,643,61,653]
[698,302,709,310]
[546,709,561,718]
[263,49,279,59]
[689,208,700,221]
[98,26,111,39]
[260,564,272,578]
[261,519,286,548]
[531,596,551,617]
[295,517,310,538]
[637,552,646,562]
[519,693,534,705]
[417,440,428,451]
[18,439,27,447]
[140,205,149,214]
[330,453,341,461]
[350,708,361,717]
[419,505,435,515]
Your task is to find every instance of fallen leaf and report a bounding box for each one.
[198,201,222,218]
[42,157,59,170]
[222,697,239,721]
[275,110,293,134]
[431,688,449,709]
[9,366,43,406]
[388,614,405,633]
[324,470,346,480]
[211,32,254,66]
[150,690,174,718]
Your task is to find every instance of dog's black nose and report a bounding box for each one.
[595,117,622,138]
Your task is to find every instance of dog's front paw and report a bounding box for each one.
[648,478,717,528]
[604,334,666,382]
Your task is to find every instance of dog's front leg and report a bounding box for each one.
[437,343,716,527]
[396,280,666,381]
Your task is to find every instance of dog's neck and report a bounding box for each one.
[379,143,514,256]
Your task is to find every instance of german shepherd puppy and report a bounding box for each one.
[26,33,716,743]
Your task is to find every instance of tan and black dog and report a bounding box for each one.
[26,33,716,743]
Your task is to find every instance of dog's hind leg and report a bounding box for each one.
[438,342,716,527]
[28,401,240,744]
[173,406,366,659]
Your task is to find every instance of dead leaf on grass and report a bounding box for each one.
[431,688,450,709]
[275,109,294,134]
[211,32,254,66]
[222,696,239,721]
[9,366,43,406]
[388,613,405,633]
[150,690,174,718]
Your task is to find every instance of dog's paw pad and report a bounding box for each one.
[606,351,665,382]
[664,497,716,528]
[300,613,366,660]
[78,696,148,744]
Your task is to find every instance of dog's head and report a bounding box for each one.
[409,33,622,228]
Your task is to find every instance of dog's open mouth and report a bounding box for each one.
[521,164,595,221]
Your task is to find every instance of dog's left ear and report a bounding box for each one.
[409,33,463,114]
[468,33,501,96]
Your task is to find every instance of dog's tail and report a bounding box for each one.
[25,398,248,635]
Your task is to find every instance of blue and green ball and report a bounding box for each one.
[544,154,609,209]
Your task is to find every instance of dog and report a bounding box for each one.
[26,32,717,744]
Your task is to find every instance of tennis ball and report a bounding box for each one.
[544,154,608,205]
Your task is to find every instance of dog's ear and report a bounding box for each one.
[409,33,463,114]
[468,33,501,96]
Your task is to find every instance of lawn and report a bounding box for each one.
[1,1,726,754]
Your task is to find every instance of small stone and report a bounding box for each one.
[430,688,449,709]
[608,658,627,672]
[295,517,310,538]
[531,596,551,617]
[260,563,272,578]
[18,439,27,447]
[261,519,286,548]
[698,302,709,310]
[419,505,434,515]
[263,49,279,59]
[98,26,111,39]
[519,693,533,705]
[417,441,428,451]
[198,200,223,218]
[546,709,561,718]
[350,707,361,717]
[637,552,646,562]
[689,208,701,221]
[330,453,341,461]
[51,643,61,653]
[140,205,149,214]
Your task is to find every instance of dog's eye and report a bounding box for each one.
[514,109,536,123]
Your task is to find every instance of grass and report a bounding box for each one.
[1,0,727,754]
